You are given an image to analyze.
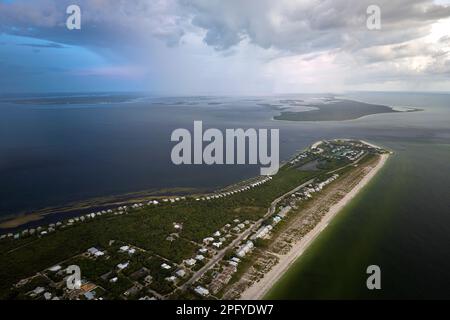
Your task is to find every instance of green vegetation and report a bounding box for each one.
[0,139,383,299]
[274,99,400,121]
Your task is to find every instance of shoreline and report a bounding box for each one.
[0,213,43,229]
[240,152,389,300]
[0,187,203,232]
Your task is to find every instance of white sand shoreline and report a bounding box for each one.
[240,152,390,300]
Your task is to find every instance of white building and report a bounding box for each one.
[184,259,196,267]
[236,241,254,258]
[161,263,172,270]
[176,269,186,278]
[194,286,209,297]
[117,262,129,270]
[212,242,222,249]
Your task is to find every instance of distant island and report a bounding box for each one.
[0,139,390,300]
[273,98,420,121]
[0,94,142,105]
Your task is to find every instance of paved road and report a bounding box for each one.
[180,177,315,291]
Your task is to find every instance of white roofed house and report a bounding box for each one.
[212,242,222,249]
[184,258,197,267]
[87,247,99,255]
[33,287,45,295]
[176,269,186,278]
[161,263,172,270]
[119,245,130,252]
[253,225,273,240]
[229,261,238,267]
[94,250,105,257]
[173,223,183,230]
[273,216,282,224]
[195,255,205,261]
[117,261,129,270]
[165,275,177,283]
[194,286,209,297]
[203,237,214,244]
[236,241,254,258]
[48,265,62,272]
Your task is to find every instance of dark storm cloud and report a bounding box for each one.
[182,0,450,53]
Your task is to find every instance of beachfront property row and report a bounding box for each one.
[0,176,273,242]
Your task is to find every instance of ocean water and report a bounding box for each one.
[1,92,450,298]
[265,92,450,299]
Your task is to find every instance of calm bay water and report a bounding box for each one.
[0,92,449,298]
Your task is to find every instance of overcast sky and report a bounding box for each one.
[0,0,449,94]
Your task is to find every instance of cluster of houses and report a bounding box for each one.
[160,196,187,204]
[15,239,170,300]
[288,140,372,170]
[1,194,190,242]
[0,208,122,242]
[163,263,188,284]
[195,176,272,201]
[205,243,252,295]
[1,172,276,244]
[201,219,252,252]
[0,175,270,243]
[251,224,273,240]
[236,240,254,258]
[289,151,310,165]
[290,174,340,203]
[158,257,191,285]
[17,263,104,301]
[323,140,370,162]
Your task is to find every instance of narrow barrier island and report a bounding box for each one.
[0,139,390,300]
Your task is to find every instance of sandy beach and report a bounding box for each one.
[240,152,389,300]
[0,213,43,229]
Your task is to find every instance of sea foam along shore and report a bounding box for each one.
[240,152,389,300]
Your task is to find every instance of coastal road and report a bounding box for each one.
[178,145,374,293]
[179,178,315,291]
